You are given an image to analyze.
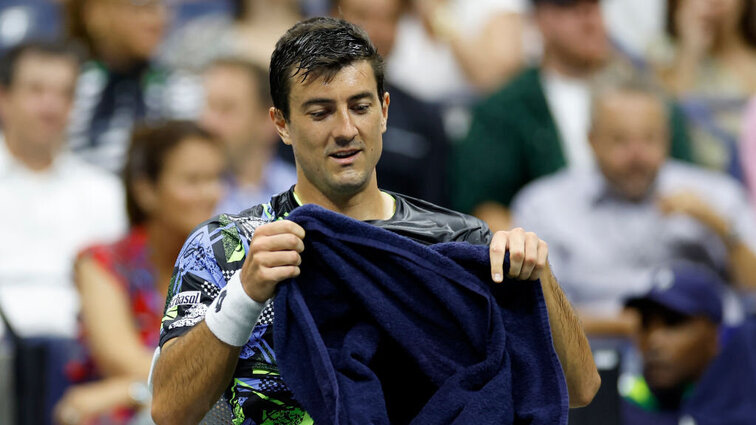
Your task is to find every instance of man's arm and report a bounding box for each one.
[658,192,756,290]
[151,324,241,425]
[152,220,305,424]
[489,228,600,408]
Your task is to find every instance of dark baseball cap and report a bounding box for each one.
[625,264,724,324]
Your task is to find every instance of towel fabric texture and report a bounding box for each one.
[274,204,568,425]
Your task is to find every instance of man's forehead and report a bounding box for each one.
[289,61,377,102]
[16,52,76,74]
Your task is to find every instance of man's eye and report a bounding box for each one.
[308,110,328,119]
[353,104,370,113]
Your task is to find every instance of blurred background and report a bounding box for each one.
[0,0,754,424]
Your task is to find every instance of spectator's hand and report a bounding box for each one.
[657,191,730,237]
[676,0,716,58]
[240,220,305,302]
[489,228,548,282]
[54,379,137,425]
[414,0,455,41]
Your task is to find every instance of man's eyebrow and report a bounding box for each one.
[300,91,375,109]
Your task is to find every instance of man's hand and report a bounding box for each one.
[240,220,306,302]
[657,191,730,237]
[489,228,548,282]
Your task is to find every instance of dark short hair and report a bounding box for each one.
[666,0,756,48]
[206,57,271,108]
[269,16,385,120]
[123,121,221,226]
[0,40,80,88]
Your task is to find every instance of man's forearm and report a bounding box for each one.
[151,321,241,425]
[540,264,600,407]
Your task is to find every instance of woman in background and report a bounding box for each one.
[652,0,756,177]
[54,121,224,425]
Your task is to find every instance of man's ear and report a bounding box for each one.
[381,91,390,133]
[270,107,291,145]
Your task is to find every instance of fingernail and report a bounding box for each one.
[494,273,502,283]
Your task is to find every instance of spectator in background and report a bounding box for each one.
[332,0,451,205]
[454,0,693,231]
[511,79,756,336]
[620,264,724,425]
[0,41,125,337]
[387,0,526,104]
[741,97,756,208]
[54,121,224,425]
[200,58,297,215]
[159,0,303,72]
[651,0,756,179]
[64,0,200,173]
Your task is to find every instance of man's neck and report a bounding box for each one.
[541,51,599,80]
[293,177,394,221]
[3,133,55,172]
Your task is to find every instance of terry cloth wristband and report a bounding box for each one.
[205,270,267,346]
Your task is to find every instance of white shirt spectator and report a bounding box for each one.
[541,70,594,170]
[0,137,126,337]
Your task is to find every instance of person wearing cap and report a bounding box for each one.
[621,263,724,424]
[453,0,693,232]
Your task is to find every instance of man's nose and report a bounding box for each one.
[333,108,359,143]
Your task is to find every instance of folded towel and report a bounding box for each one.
[274,204,568,425]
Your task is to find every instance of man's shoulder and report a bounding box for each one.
[512,168,584,210]
[661,161,746,197]
[57,154,124,199]
[480,67,544,108]
[387,192,492,245]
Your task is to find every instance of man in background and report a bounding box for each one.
[454,0,692,231]
[511,79,756,335]
[200,57,297,215]
[621,264,722,424]
[0,41,125,337]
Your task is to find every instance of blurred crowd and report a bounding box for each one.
[0,0,754,424]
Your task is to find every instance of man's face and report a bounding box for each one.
[590,91,668,201]
[535,1,609,71]
[273,60,389,199]
[201,66,274,156]
[336,0,402,58]
[90,0,168,60]
[637,306,718,392]
[0,53,78,153]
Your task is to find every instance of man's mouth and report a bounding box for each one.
[329,149,361,160]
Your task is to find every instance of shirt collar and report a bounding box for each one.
[589,164,665,206]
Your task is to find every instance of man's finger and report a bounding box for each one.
[489,231,508,283]
[251,233,305,253]
[253,220,306,239]
[530,239,549,281]
[254,250,302,268]
[507,228,525,278]
[518,232,540,280]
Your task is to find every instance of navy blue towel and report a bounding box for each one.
[684,317,756,425]
[274,204,568,425]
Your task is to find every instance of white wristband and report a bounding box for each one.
[205,270,267,346]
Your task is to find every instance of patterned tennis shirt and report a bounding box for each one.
[159,187,491,425]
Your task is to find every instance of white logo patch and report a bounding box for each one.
[168,291,202,308]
